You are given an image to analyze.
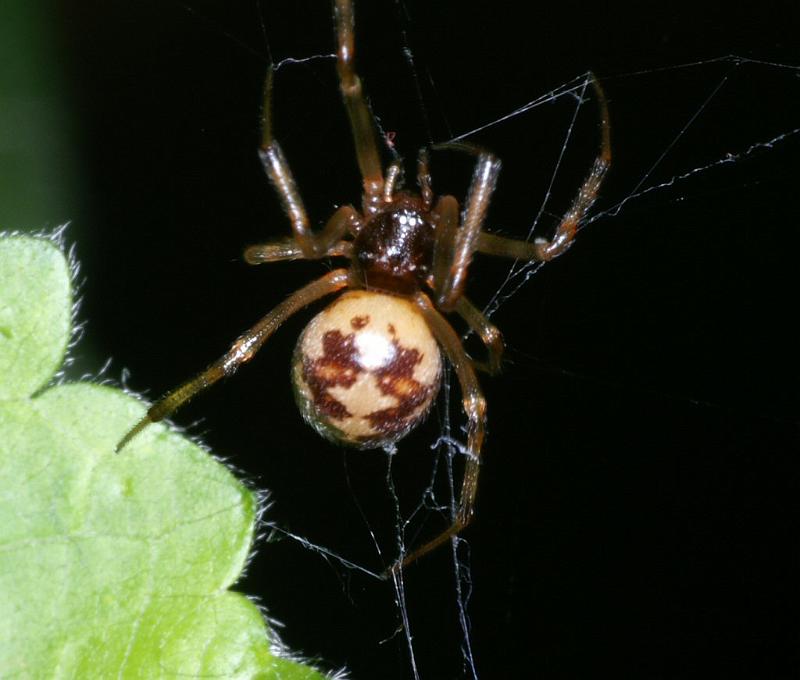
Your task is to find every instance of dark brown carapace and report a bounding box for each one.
[353,194,436,295]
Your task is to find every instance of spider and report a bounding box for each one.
[118,0,611,573]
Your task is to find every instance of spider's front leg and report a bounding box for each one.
[431,144,502,311]
[476,74,611,262]
[334,0,385,214]
[258,69,354,259]
[385,292,487,575]
[116,269,353,451]
[533,74,611,261]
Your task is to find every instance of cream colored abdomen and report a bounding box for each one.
[292,290,442,448]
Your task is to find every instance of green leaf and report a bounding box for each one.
[0,235,70,399]
[0,235,324,679]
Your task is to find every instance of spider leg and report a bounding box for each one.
[334,0,385,215]
[244,206,360,264]
[431,144,502,311]
[244,238,353,264]
[259,69,356,259]
[454,296,504,375]
[386,291,486,574]
[431,193,459,292]
[116,269,353,452]
[533,74,610,260]
[478,74,611,262]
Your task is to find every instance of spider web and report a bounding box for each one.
[246,7,799,679]
[262,50,799,680]
[100,2,800,677]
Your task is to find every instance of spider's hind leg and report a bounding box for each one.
[384,292,487,575]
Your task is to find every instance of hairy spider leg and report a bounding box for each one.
[116,269,352,452]
[430,193,459,294]
[475,73,611,262]
[430,144,502,311]
[385,291,487,575]
[335,0,385,215]
[258,68,350,259]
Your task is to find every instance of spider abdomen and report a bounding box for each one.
[353,195,435,294]
[292,290,442,448]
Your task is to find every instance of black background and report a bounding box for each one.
[61,1,799,678]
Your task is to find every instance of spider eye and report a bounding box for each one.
[291,290,442,448]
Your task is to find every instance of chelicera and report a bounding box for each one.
[118,0,611,572]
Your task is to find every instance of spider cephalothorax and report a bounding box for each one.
[353,194,436,294]
[118,0,610,572]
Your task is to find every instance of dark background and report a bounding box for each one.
[60,1,798,678]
